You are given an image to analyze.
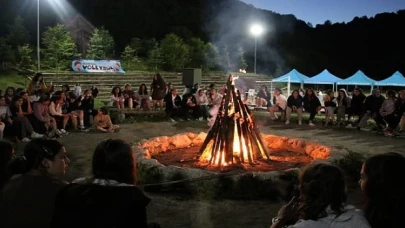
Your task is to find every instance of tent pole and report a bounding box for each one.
[287,76,291,96]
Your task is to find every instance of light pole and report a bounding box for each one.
[37,0,40,72]
[250,24,263,74]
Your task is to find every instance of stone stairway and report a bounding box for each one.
[43,72,271,100]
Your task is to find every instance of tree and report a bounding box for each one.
[160,33,189,71]
[129,38,142,56]
[16,44,33,69]
[87,27,115,59]
[121,45,136,69]
[147,42,163,70]
[0,38,14,64]
[204,42,220,70]
[219,45,232,71]
[237,46,247,70]
[140,38,158,57]
[7,16,29,48]
[42,24,76,71]
[187,38,206,68]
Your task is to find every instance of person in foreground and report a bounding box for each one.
[51,139,159,228]
[0,139,69,228]
[359,153,405,228]
[270,163,370,228]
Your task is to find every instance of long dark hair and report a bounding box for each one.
[111,87,122,97]
[297,163,347,220]
[7,139,64,175]
[92,139,136,185]
[152,73,165,87]
[0,141,14,188]
[32,73,44,83]
[363,153,405,228]
[138,84,148,95]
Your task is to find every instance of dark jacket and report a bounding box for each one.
[287,95,303,108]
[364,95,385,113]
[164,93,182,113]
[395,98,405,116]
[350,93,366,114]
[51,183,150,228]
[303,95,321,111]
[0,174,67,228]
[77,96,94,111]
[182,93,198,108]
[257,90,271,103]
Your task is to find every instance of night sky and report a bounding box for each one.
[241,0,405,25]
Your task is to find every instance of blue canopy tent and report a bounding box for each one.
[336,70,376,91]
[271,69,309,95]
[374,71,405,87]
[304,69,342,91]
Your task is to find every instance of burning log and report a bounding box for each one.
[199,75,270,167]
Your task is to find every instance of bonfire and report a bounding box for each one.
[199,75,270,167]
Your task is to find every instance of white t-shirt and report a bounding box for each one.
[275,94,287,110]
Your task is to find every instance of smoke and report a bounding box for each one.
[202,0,296,75]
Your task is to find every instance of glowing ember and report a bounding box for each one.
[199,75,270,167]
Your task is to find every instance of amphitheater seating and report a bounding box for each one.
[42,72,271,101]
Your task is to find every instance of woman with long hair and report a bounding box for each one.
[51,139,154,228]
[0,138,69,228]
[27,73,53,95]
[271,163,370,228]
[151,73,166,111]
[303,88,322,126]
[359,153,405,228]
[138,83,150,111]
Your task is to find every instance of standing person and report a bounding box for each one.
[0,139,69,228]
[268,88,287,121]
[27,73,53,95]
[151,73,166,111]
[285,90,303,125]
[302,88,322,126]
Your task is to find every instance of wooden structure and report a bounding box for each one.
[199,75,270,167]
[64,15,95,54]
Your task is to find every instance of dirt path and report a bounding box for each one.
[11,120,403,228]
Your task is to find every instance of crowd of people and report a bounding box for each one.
[0,138,404,227]
[0,73,122,143]
[257,85,405,136]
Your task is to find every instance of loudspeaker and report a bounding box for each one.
[182,68,202,87]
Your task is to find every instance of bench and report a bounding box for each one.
[106,107,165,123]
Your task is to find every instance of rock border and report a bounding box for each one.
[134,132,345,199]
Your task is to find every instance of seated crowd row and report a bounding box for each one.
[0,138,404,228]
[0,73,120,143]
[256,86,405,136]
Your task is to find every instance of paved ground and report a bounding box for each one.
[10,120,405,228]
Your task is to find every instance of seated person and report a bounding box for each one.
[323,91,337,126]
[67,93,88,131]
[285,90,303,125]
[33,96,57,136]
[123,84,140,110]
[182,93,200,120]
[397,90,405,134]
[269,88,287,120]
[302,88,321,126]
[164,88,182,121]
[380,90,400,136]
[111,87,125,109]
[51,139,156,228]
[357,89,386,130]
[0,139,69,228]
[256,85,271,110]
[270,163,369,228]
[196,89,209,120]
[137,84,150,111]
[93,108,119,133]
[49,96,70,134]
[77,90,96,128]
